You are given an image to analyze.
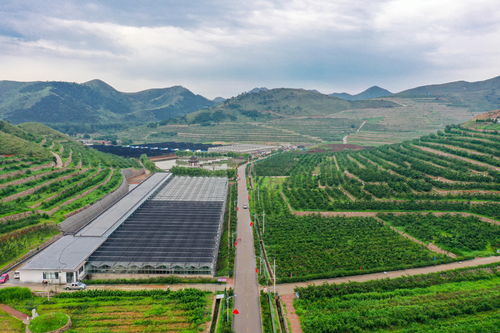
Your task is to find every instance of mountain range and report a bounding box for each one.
[0,79,214,129]
[180,88,398,125]
[0,76,498,133]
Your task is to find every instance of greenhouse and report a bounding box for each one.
[87,177,228,275]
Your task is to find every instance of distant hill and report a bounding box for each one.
[0,79,214,132]
[212,97,226,104]
[179,88,398,125]
[330,86,393,101]
[247,87,269,94]
[395,76,500,112]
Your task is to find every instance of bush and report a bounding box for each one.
[0,287,33,303]
[28,312,69,333]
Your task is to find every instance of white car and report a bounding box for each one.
[64,282,87,290]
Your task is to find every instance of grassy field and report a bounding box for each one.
[0,309,23,333]
[7,289,212,333]
[294,266,500,333]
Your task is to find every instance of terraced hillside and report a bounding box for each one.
[294,265,500,333]
[250,124,499,282]
[0,121,140,271]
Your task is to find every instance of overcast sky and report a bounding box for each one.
[0,0,499,98]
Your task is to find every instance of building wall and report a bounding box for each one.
[18,270,68,284]
[19,263,86,284]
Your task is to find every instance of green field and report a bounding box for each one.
[0,309,23,333]
[294,266,500,333]
[4,289,212,333]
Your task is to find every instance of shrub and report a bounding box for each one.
[28,312,69,333]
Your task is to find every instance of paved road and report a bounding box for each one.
[233,164,262,333]
[274,255,500,295]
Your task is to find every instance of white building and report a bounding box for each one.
[19,236,102,283]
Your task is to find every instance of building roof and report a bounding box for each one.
[153,176,228,202]
[88,200,225,265]
[21,236,104,271]
[77,173,172,237]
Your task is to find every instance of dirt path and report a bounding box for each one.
[343,120,366,144]
[414,145,499,171]
[292,210,499,225]
[51,152,63,168]
[0,163,54,180]
[45,169,114,215]
[3,170,81,203]
[30,170,87,208]
[0,304,28,321]
[274,256,500,295]
[281,294,302,333]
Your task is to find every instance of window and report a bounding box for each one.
[42,272,59,279]
[79,266,84,273]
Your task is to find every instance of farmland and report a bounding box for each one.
[3,288,212,333]
[251,178,451,282]
[294,265,500,333]
[118,95,474,146]
[0,121,140,270]
[250,125,499,282]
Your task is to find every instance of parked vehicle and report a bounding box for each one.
[13,271,20,279]
[64,282,87,290]
[0,273,9,284]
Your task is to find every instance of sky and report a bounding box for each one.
[0,0,499,98]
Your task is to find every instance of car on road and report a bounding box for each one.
[64,282,87,290]
[0,273,9,284]
[243,204,248,209]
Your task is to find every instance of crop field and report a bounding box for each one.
[120,122,309,144]
[7,289,212,333]
[294,266,500,333]
[250,125,499,281]
[378,213,499,257]
[0,127,139,270]
[251,180,451,282]
[118,97,473,146]
[255,125,499,218]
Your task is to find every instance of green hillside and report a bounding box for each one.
[0,120,141,271]
[396,75,500,112]
[0,131,51,159]
[180,88,397,124]
[0,79,214,133]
